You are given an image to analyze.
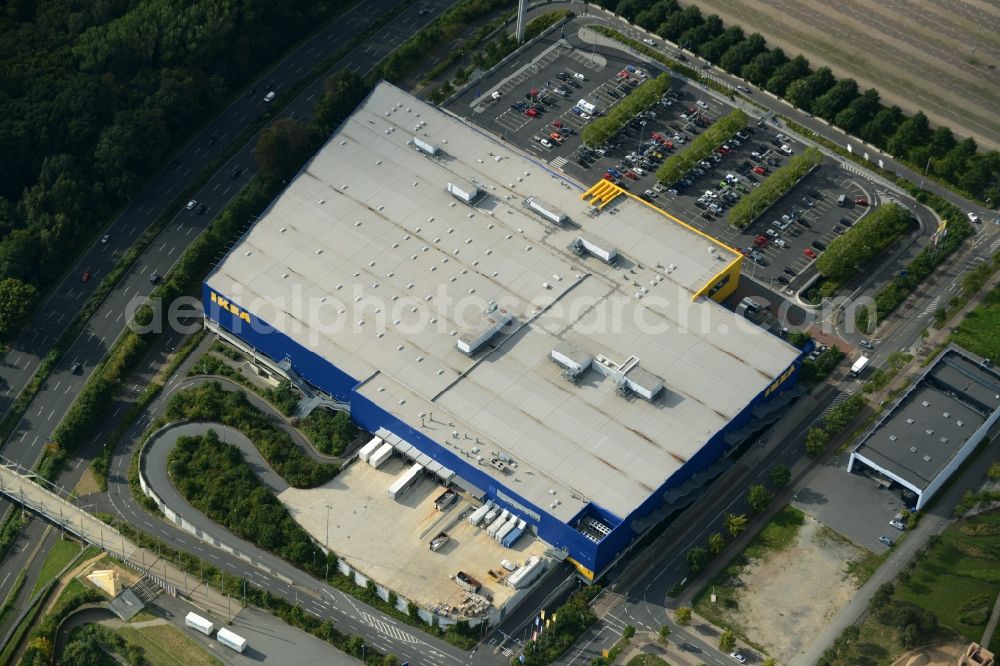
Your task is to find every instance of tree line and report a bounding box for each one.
[0,0,360,341]
[728,146,822,228]
[815,203,913,286]
[594,0,999,203]
[655,108,748,184]
[580,73,671,148]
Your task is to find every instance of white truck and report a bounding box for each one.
[850,356,870,377]
[216,627,247,653]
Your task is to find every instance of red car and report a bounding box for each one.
[603,172,614,181]
[524,107,538,117]
[663,140,674,150]
[753,166,766,175]
[553,120,563,128]
[651,132,666,144]
[803,248,818,259]
[624,171,639,181]
[82,270,91,283]
[718,145,731,155]
[855,196,869,206]
[753,235,769,248]
[549,132,562,142]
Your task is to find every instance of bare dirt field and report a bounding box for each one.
[680,0,1000,150]
[711,514,867,663]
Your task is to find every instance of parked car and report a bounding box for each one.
[889,519,906,530]
[855,196,869,206]
[730,652,747,664]
[803,248,818,259]
[879,536,894,547]
[753,166,766,175]
[539,138,552,148]
[773,238,787,248]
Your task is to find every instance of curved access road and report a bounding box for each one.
[94,350,485,666]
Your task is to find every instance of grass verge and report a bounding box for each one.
[117,624,223,666]
[29,538,82,597]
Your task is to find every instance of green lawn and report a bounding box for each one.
[893,509,1000,645]
[953,285,1000,362]
[627,655,671,666]
[117,624,223,666]
[30,538,82,597]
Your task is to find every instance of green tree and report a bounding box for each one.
[770,463,791,489]
[623,624,636,638]
[988,461,1000,481]
[708,531,725,555]
[869,582,894,612]
[719,33,766,74]
[0,277,38,341]
[763,659,777,666]
[805,428,830,456]
[725,513,748,538]
[811,78,859,121]
[315,71,371,133]
[765,54,810,95]
[675,606,692,626]
[747,484,773,513]
[255,119,323,184]
[719,629,736,652]
[687,546,707,572]
[658,624,671,642]
[382,655,400,666]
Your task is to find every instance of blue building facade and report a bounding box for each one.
[204,283,804,578]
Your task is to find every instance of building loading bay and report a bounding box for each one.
[279,454,548,617]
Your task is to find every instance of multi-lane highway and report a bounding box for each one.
[0,0,465,649]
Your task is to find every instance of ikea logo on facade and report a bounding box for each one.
[209,292,251,324]
[764,364,795,398]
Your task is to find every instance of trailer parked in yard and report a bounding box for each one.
[487,509,510,537]
[369,442,394,469]
[185,612,214,636]
[358,436,383,462]
[502,520,527,548]
[468,500,494,526]
[388,462,423,500]
[429,531,450,551]
[216,627,247,653]
[495,515,518,543]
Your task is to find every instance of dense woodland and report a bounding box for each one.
[594,0,1000,203]
[0,0,346,321]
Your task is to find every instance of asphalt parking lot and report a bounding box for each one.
[793,461,911,553]
[451,39,879,298]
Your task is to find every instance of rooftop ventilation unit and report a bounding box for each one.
[456,302,514,355]
[550,341,594,383]
[447,179,482,205]
[570,235,619,265]
[523,197,568,226]
[412,136,439,156]
[592,353,665,402]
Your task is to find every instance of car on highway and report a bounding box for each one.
[149,272,162,284]
[968,211,981,223]
[196,203,207,215]
[70,362,82,374]
[859,339,873,349]
[736,85,750,93]
[82,270,91,283]
[803,248,817,259]
[879,535,894,547]
[889,519,906,530]
[101,234,110,244]
[264,91,276,102]
[642,38,656,45]
[730,651,747,664]
[186,199,197,211]
[231,166,242,179]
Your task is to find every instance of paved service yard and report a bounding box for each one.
[792,460,910,553]
[279,457,548,616]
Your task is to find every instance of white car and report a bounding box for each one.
[696,100,709,109]
[968,211,981,223]
[491,91,501,100]
[779,144,793,155]
[263,91,276,103]
[579,112,591,120]
[572,72,586,80]
[186,200,197,210]
[632,167,645,176]
[766,229,779,238]
[736,85,750,93]
[773,238,787,248]
[889,519,906,530]
[100,234,110,244]
[642,38,656,46]
[730,652,747,664]
[539,138,553,148]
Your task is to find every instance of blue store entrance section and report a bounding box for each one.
[204,285,803,578]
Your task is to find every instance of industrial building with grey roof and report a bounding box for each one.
[203,81,804,578]
[849,345,1000,510]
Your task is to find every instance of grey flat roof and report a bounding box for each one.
[206,82,800,521]
[853,348,1000,491]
